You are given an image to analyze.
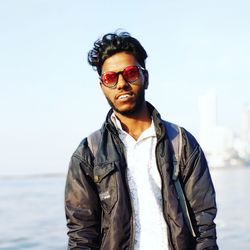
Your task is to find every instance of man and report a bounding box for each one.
[65,31,218,250]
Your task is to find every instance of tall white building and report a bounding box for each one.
[242,104,250,159]
[198,89,235,167]
[198,89,217,152]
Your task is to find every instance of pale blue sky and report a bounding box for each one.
[0,0,249,176]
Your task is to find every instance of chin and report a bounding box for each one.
[106,92,145,116]
[113,104,140,116]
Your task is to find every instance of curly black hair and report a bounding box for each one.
[88,31,148,75]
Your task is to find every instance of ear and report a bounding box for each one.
[143,70,149,89]
[99,81,105,92]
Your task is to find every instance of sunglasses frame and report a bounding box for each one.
[100,65,146,89]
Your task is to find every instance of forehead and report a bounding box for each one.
[101,52,139,73]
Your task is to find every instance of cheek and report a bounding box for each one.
[134,82,145,93]
[100,85,108,95]
[101,87,114,100]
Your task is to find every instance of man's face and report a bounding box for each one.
[100,52,148,116]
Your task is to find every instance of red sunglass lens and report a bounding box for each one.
[102,71,117,85]
[123,66,139,82]
[101,66,140,87]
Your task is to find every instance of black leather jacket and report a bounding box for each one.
[65,104,218,250]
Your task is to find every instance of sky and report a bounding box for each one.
[0,0,249,176]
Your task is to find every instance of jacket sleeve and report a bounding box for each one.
[65,151,101,249]
[181,130,218,250]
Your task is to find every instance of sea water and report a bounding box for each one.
[0,175,67,250]
[0,167,249,249]
[212,167,250,249]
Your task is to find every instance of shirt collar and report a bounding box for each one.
[111,112,156,141]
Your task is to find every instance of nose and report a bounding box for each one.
[116,73,129,90]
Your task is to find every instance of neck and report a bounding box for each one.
[114,102,152,140]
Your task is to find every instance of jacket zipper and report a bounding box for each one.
[155,140,174,250]
[114,135,135,250]
[125,162,135,250]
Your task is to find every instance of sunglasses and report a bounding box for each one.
[100,65,145,88]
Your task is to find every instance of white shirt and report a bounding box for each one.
[111,114,169,250]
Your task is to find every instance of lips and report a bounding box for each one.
[118,94,131,100]
[116,92,133,100]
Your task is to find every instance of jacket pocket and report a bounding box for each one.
[94,162,118,214]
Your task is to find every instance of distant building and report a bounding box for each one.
[198,89,247,168]
[198,89,217,153]
[241,104,250,161]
